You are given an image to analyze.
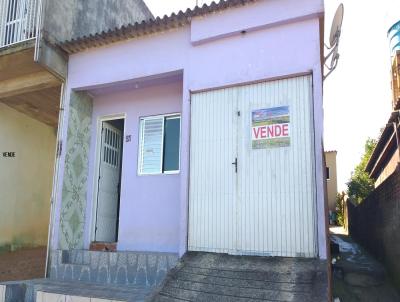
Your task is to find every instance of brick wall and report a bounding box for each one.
[348,165,400,288]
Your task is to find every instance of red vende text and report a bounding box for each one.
[252,124,289,139]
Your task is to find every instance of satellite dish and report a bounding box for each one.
[329,4,344,48]
[324,4,344,80]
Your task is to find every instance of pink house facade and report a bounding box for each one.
[51,0,327,264]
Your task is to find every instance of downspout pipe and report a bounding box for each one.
[45,83,66,277]
[34,0,44,62]
[35,0,68,277]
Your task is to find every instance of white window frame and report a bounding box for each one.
[138,113,181,176]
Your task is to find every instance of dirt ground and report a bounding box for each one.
[330,227,400,302]
[0,247,46,282]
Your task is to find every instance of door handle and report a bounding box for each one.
[232,158,238,173]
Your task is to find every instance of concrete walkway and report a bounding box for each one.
[330,228,400,302]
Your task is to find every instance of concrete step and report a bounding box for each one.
[2,279,155,302]
[179,265,314,283]
[159,279,313,301]
[150,252,329,302]
[170,271,313,292]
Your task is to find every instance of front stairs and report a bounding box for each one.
[0,250,178,302]
[149,252,329,302]
[0,251,329,302]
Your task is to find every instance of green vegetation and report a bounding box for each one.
[346,138,377,204]
[252,137,290,149]
[336,192,346,227]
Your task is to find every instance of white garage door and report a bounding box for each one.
[188,75,317,257]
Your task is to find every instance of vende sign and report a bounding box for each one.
[252,106,290,149]
[252,123,289,140]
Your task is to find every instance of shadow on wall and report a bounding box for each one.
[348,164,400,289]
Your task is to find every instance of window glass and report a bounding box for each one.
[326,167,330,180]
[138,114,181,175]
[139,117,164,174]
[163,117,181,172]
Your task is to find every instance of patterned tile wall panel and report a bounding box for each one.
[49,250,179,287]
[59,92,93,250]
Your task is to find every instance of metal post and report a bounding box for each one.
[44,82,66,278]
[393,113,400,162]
[0,0,39,49]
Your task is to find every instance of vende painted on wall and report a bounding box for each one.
[2,152,16,158]
[251,106,290,149]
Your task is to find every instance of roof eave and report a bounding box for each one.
[366,111,400,176]
[58,0,259,55]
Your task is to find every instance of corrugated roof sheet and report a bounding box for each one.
[365,110,400,177]
[59,0,258,54]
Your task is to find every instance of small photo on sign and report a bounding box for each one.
[252,106,290,149]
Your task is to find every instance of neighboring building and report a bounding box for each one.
[348,19,400,291]
[0,0,152,253]
[389,21,400,109]
[366,110,400,187]
[0,0,330,301]
[366,21,400,185]
[325,150,338,212]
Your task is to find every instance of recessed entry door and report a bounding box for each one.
[188,75,317,257]
[95,122,123,242]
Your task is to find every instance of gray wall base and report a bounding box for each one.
[49,250,179,286]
